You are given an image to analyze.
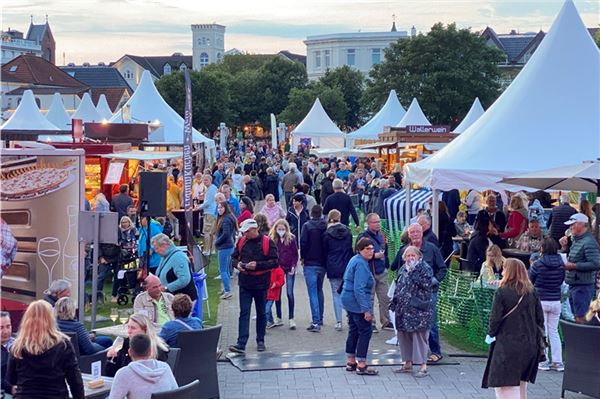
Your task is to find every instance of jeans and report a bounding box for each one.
[286,272,296,319]
[95,335,113,348]
[265,298,282,324]
[217,247,234,293]
[304,266,325,326]
[284,192,292,209]
[329,278,343,322]
[345,311,373,361]
[541,300,562,363]
[237,286,267,348]
[569,284,596,317]
[428,290,441,356]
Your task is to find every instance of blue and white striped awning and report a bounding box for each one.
[384,188,432,233]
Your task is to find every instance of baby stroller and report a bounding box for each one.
[115,247,141,305]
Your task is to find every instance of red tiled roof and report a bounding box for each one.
[1,55,86,88]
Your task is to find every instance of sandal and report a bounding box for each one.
[393,366,412,373]
[414,369,429,378]
[345,362,357,372]
[428,354,443,363]
[356,365,379,376]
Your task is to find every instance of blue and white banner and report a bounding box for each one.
[183,69,193,252]
[384,188,432,233]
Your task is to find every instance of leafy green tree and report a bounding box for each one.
[319,66,365,128]
[205,53,273,75]
[279,82,347,125]
[595,30,600,48]
[362,23,504,126]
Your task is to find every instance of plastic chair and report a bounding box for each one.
[166,347,181,373]
[560,320,600,399]
[174,325,222,398]
[151,380,201,399]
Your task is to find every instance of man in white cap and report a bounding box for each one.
[229,218,278,354]
[560,213,600,324]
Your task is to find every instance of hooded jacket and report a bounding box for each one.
[529,254,565,301]
[108,359,178,399]
[300,217,328,267]
[322,223,354,279]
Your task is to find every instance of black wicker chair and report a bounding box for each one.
[560,320,600,399]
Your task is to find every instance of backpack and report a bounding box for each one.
[237,234,270,256]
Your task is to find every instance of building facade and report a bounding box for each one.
[112,53,193,89]
[304,26,410,80]
[191,23,225,70]
[1,19,55,65]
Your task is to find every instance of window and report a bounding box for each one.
[179,63,187,71]
[199,52,209,68]
[163,64,172,75]
[324,50,330,67]
[124,69,133,79]
[315,51,321,68]
[9,65,18,72]
[216,52,222,61]
[346,49,356,66]
[372,48,381,65]
[200,37,207,46]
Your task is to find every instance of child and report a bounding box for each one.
[265,266,285,329]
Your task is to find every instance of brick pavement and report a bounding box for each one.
[216,268,578,398]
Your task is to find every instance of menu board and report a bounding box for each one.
[104,161,126,185]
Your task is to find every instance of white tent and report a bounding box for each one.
[346,90,406,147]
[96,94,113,120]
[290,98,345,150]
[405,0,600,192]
[395,98,431,128]
[110,70,215,149]
[453,97,485,134]
[45,93,72,131]
[71,92,102,123]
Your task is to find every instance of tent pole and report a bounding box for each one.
[405,182,411,229]
[432,189,440,237]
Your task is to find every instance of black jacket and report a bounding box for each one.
[323,191,359,226]
[467,231,507,271]
[529,254,565,301]
[105,337,168,377]
[320,178,334,205]
[7,340,84,399]
[244,180,261,202]
[286,207,309,246]
[300,218,328,267]
[231,234,278,290]
[476,209,507,232]
[322,224,354,279]
[438,211,456,258]
[547,203,577,241]
[264,175,280,201]
[1,344,11,393]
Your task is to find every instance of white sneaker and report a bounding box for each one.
[550,362,564,372]
[538,361,551,371]
[335,322,342,331]
[274,317,284,327]
[289,319,296,330]
[220,292,233,300]
[213,275,221,280]
[386,336,398,345]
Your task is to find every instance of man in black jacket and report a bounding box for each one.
[110,184,134,222]
[1,311,14,394]
[323,179,359,226]
[320,171,335,206]
[300,205,328,332]
[548,194,577,242]
[229,219,278,354]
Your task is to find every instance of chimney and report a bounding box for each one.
[411,26,417,37]
[510,29,517,35]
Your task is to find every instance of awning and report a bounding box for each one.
[101,150,182,161]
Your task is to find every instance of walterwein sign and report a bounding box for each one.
[406,125,450,134]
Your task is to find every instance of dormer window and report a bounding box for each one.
[9,65,17,72]
[179,64,187,71]
[163,64,172,74]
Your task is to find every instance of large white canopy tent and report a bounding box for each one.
[71,92,102,123]
[96,94,114,120]
[395,98,431,128]
[346,90,406,147]
[110,70,215,151]
[404,0,600,235]
[46,92,72,131]
[453,97,485,134]
[290,98,345,150]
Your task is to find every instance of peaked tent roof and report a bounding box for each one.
[71,92,102,123]
[96,94,113,120]
[45,92,72,130]
[347,90,405,145]
[405,0,600,191]
[454,98,485,134]
[290,98,344,149]
[395,98,431,128]
[110,70,215,147]
[1,90,58,130]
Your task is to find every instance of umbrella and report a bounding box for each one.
[500,159,600,238]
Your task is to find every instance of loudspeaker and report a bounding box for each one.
[139,172,167,217]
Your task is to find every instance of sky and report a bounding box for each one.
[2,0,599,65]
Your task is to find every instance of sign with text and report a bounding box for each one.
[182,69,193,253]
[406,125,450,134]
[103,160,126,185]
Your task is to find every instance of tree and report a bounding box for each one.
[279,82,347,125]
[595,30,600,49]
[362,23,504,126]
[319,66,365,128]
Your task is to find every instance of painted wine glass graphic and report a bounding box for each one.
[38,237,61,285]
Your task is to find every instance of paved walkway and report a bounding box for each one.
[216,268,578,398]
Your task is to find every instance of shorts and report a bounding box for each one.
[569,284,596,317]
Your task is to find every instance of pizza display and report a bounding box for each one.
[1,168,70,199]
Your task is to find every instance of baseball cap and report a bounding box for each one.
[564,213,589,225]
[239,219,258,232]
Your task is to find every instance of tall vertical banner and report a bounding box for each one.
[182,70,194,254]
[270,113,277,150]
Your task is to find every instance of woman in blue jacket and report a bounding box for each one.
[153,234,197,301]
[159,294,202,347]
[215,201,238,300]
[341,237,377,376]
[138,217,163,275]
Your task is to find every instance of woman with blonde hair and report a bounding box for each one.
[55,297,112,355]
[477,245,505,286]
[269,219,298,329]
[500,195,528,243]
[585,292,600,326]
[105,313,169,377]
[7,300,84,398]
[482,259,545,398]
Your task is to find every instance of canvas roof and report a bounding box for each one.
[395,98,431,128]
[453,98,485,134]
[45,92,72,130]
[110,70,215,147]
[71,92,102,123]
[290,98,344,149]
[405,0,600,191]
[96,94,113,120]
[347,90,405,146]
[1,90,59,131]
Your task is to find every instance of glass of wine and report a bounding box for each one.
[110,308,119,325]
[119,310,129,325]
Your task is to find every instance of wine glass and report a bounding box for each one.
[110,308,119,325]
[38,237,61,285]
[119,310,129,325]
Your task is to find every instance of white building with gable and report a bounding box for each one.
[191,23,225,70]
